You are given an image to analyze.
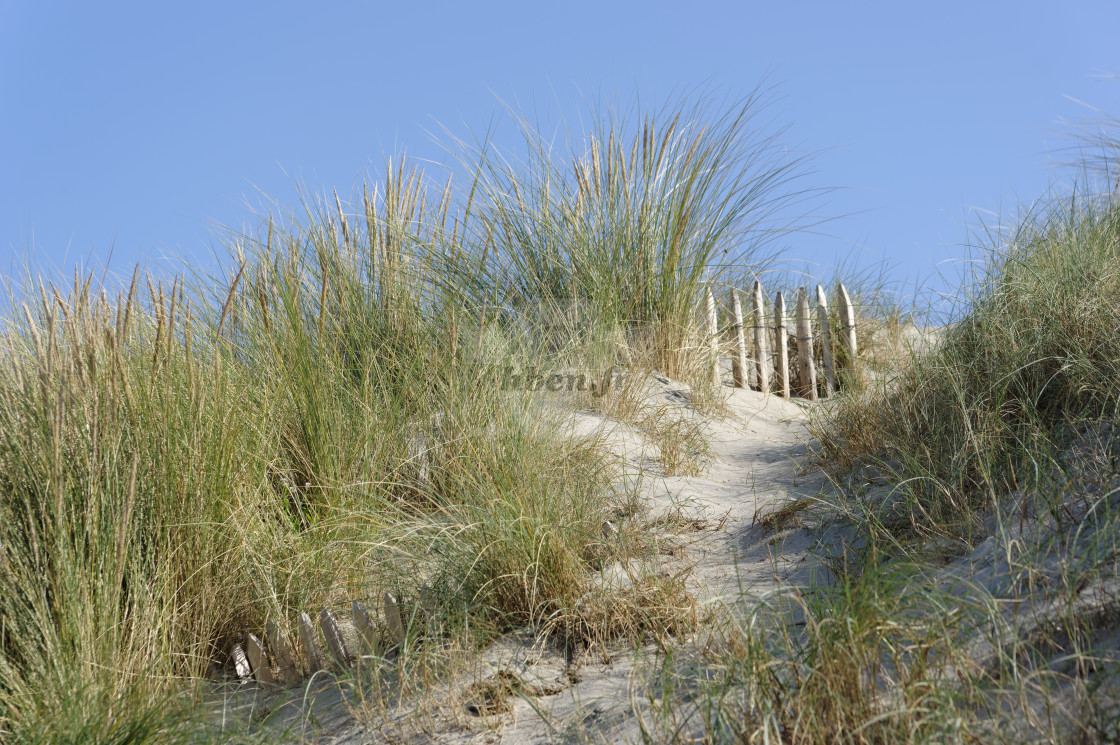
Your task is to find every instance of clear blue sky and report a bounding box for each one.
[3,1,1118,297]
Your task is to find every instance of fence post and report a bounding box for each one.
[320,607,352,669]
[730,288,749,388]
[231,642,252,681]
[266,619,301,685]
[815,284,837,397]
[751,280,771,392]
[837,282,858,368]
[383,591,406,647]
[298,611,323,676]
[352,600,378,659]
[246,633,277,686]
[706,286,720,387]
[774,291,790,397]
[796,287,818,401]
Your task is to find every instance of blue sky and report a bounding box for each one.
[2,1,1118,298]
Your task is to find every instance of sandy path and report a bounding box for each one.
[347,383,831,744]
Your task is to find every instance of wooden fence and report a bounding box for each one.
[228,591,409,686]
[709,281,858,399]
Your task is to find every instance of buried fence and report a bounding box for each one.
[708,281,858,400]
[227,591,409,687]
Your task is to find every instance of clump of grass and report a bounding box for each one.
[0,170,617,742]
[635,553,979,744]
[0,270,275,740]
[638,407,710,477]
[812,187,1120,538]
[553,568,698,655]
[435,84,820,388]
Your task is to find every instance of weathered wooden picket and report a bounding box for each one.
[712,281,858,399]
[228,591,409,686]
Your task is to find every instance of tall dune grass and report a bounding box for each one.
[0,86,813,742]
[813,187,1120,536]
[650,159,1120,745]
[0,172,609,743]
[433,85,819,383]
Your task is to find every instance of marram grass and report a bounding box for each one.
[0,87,812,743]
